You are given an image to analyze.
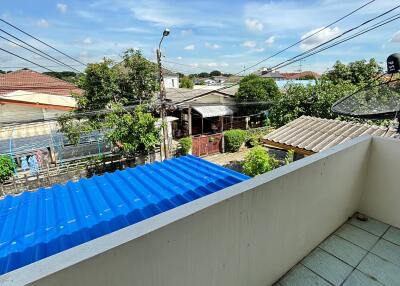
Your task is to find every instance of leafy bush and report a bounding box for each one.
[242,146,279,177]
[0,155,16,184]
[179,76,194,89]
[285,149,295,165]
[224,129,247,152]
[245,127,273,147]
[179,137,192,155]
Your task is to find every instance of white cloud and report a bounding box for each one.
[390,31,400,43]
[265,36,275,46]
[207,62,218,67]
[56,3,68,14]
[181,29,192,36]
[82,37,94,45]
[184,44,195,50]
[205,42,221,49]
[190,63,199,68]
[245,18,263,32]
[242,41,256,48]
[76,10,101,22]
[36,19,49,28]
[177,56,183,60]
[255,48,265,52]
[220,62,229,67]
[300,27,341,50]
[108,27,150,33]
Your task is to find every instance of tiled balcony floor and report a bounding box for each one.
[275,215,400,286]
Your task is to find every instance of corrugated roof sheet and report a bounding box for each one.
[193,105,234,118]
[0,155,249,275]
[264,116,398,153]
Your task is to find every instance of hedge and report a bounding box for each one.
[224,129,247,152]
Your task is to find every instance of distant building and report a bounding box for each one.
[162,68,179,88]
[0,69,82,124]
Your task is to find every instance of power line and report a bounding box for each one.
[227,0,377,76]
[160,0,377,98]
[270,5,400,70]
[273,12,400,71]
[0,28,83,73]
[0,48,57,72]
[0,18,87,66]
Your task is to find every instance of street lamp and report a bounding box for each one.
[156,29,170,160]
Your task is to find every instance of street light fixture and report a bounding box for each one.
[156,29,170,160]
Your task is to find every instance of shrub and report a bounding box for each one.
[179,137,192,155]
[224,129,247,152]
[242,146,278,177]
[285,149,295,165]
[0,155,16,184]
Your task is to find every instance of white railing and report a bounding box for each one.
[4,135,400,286]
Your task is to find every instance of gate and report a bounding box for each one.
[192,133,223,157]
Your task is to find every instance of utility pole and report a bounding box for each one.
[156,29,170,160]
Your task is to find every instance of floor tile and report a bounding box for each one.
[301,248,353,286]
[342,270,384,286]
[280,264,332,286]
[349,216,389,236]
[319,235,367,267]
[335,223,379,250]
[383,226,400,246]
[357,253,400,286]
[371,239,400,268]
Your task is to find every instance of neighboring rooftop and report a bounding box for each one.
[263,116,398,154]
[0,69,82,96]
[0,155,248,275]
[281,71,321,80]
[165,85,238,104]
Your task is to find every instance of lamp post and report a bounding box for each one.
[156,29,170,160]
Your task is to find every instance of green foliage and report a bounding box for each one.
[179,76,194,89]
[268,80,358,127]
[210,70,222,76]
[323,58,382,85]
[104,104,160,154]
[224,129,247,152]
[242,146,278,177]
[59,49,160,154]
[198,72,210,78]
[245,127,272,147]
[179,137,192,155]
[236,74,280,102]
[43,71,80,83]
[0,155,15,183]
[285,149,295,165]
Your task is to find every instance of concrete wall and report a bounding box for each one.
[6,136,372,286]
[164,76,179,88]
[359,136,400,228]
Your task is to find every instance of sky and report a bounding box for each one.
[0,0,399,74]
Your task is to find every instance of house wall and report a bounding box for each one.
[10,136,372,286]
[164,76,179,88]
[359,136,400,228]
[0,104,68,123]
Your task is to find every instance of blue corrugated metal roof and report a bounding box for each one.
[0,155,249,275]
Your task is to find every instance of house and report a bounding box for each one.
[162,68,179,88]
[263,115,398,159]
[0,69,82,124]
[281,71,321,80]
[165,86,240,137]
[261,70,285,80]
[3,135,400,286]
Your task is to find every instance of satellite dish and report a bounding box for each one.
[332,53,400,120]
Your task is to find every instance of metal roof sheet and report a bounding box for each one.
[264,116,398,153]
[193,105,234,118]
[0,155,249,275]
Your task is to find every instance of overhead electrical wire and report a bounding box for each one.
[171,4,400,102]
[0,48,57,72]
[0,18,87,66]
[0,28,83,73]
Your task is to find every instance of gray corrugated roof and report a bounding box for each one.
[264,116,398,153]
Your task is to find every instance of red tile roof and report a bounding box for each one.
[281,71,321,80]
[0,69,83,96]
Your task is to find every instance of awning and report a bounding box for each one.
[193,105,233,118]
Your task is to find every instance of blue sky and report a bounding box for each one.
[1,0,399,74]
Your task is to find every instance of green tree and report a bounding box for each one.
[242,146,278,177]
[198,72,209,78]
[235,74,280,102]
[210,70,222,76]
[179,76,194,89]
[323,59,382,85]
[0,155,15,184]
[59,49,161,154]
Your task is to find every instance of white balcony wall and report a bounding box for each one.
[13,136,372,286]
[359,136,400,228]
